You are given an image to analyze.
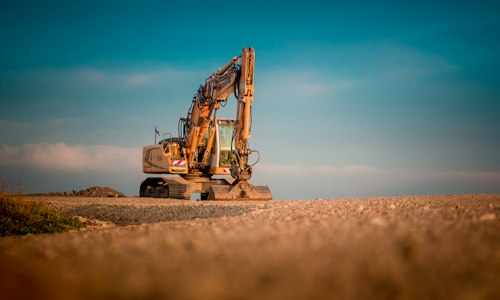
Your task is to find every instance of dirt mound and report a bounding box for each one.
[33,186,126,197]
[74,186,125,197]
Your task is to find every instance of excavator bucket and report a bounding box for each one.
[208,180,272,201]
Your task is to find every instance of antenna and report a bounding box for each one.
[155,125,160,144]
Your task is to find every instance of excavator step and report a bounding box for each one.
[208,180,272,201]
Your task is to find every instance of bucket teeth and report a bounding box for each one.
[209,180,272,201]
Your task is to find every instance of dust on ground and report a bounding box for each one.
[0,194,499,300]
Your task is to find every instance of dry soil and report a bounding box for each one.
[0,194,499,300]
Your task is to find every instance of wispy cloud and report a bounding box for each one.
[0,142,141,172]
[0,119,30,131]
[0,68,106,88]
[359,41,460,79]
[120,69,192,87]
[288,40,461,80]
[257,163,413,178]
[258,70,354,102]
[126,74,148,87]
[258,162,500,181]
[0,65,198,90]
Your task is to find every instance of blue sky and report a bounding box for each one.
[1,1,499,198]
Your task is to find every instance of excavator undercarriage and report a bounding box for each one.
[139,176,271,201]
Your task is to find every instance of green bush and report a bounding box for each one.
[0,193,84,236]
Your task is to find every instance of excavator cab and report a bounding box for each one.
[209,119,236,174]
[217,120,234,165]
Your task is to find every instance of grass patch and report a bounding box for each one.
[0,193,84,236]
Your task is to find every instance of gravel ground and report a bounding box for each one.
[0,194,499,300]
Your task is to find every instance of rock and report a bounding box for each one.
[370,216,387,227]
[479,213,496,221]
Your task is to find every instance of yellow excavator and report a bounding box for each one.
[140,47,272,200]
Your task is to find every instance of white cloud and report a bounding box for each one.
[0,142,141,172]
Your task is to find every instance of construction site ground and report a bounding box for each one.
[1,194,499,300]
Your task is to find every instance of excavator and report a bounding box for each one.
[140,47,272,200]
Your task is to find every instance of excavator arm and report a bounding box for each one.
[232,47,255,180]
[183,47,256,181]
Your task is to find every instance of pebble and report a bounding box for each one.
[370,217,387,226]
[479,213,496,221]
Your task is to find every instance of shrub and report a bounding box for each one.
[0,193,84,236]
